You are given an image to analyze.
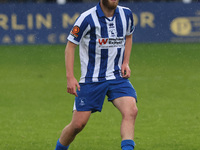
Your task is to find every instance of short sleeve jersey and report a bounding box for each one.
[68,3,135,83]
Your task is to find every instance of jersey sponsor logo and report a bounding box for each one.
[70,26,80,38]
[98,38,108,45]
[98,38,124,48]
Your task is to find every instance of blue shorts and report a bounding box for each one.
[73,78,137,113]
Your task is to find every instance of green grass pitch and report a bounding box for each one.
[0,43,200,150]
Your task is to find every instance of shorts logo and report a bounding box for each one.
[98,38,108,45]
[70,26,80,38]
[79,97,86,106]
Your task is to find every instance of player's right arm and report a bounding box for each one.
[65,41,80,97]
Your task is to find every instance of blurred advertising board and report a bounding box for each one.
[0,2,200,44]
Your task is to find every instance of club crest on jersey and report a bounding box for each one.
[70,26,80,38]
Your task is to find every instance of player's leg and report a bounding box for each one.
[112,96,138,150]
[55,110,91,150]
[55,81,108,150]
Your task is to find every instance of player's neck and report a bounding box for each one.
[100,2,116,18]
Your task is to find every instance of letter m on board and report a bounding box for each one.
[98,38,108,45]
[62,13,80,28]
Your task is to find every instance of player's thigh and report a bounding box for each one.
[112,96,138,117]
[71,110,91,129]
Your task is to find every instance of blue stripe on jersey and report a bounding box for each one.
[115,13,123,37]
[123,8,134,32]
[130,14,134,33]
[85,14,96,83]
[99,17,108,38]
[98,49,108,81]
[114,48,121,78]
[98,15,109,81]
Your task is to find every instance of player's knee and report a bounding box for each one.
[123,105,138,120]
[73,121,86,134]
[130,106,138,119]
[132,106,138,118]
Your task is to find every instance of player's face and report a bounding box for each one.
[102,0,119,10]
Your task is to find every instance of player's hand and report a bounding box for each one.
[121,63,131,78]
[67,76,80,97]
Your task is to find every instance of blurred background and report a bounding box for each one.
[0,0,200,3]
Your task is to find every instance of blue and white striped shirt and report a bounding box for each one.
[68,3,135,83]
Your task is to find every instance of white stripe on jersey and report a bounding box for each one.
[118,7,127,74]
[118,6,127,38]
[79,24,90,83]
[91,10,101,82]
[105,17,117,81]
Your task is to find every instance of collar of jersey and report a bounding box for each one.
[96,2,119,18]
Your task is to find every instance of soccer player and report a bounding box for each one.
[55,0,138,149]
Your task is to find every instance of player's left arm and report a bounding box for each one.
[121,34,132,78]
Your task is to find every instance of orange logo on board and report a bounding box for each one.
[70,26,80,38]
